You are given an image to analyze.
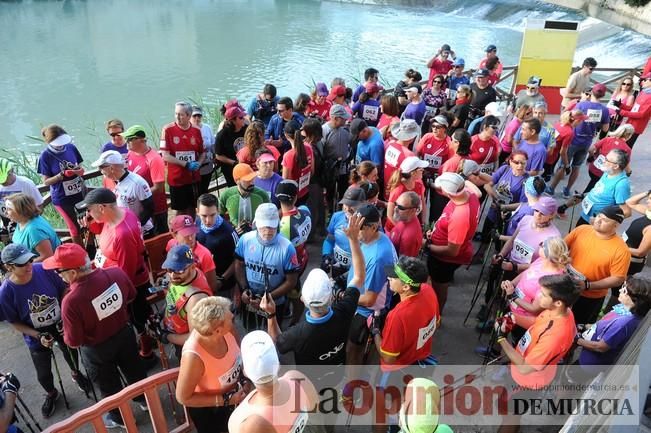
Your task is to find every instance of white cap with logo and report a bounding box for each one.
[254,203,280,228]
[302,269,333,307]
[91,150,124,167]
[241,331,280,385]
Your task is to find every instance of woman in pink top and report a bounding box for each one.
[176,297,248,433]
[281,120,314,205]
[608,77,636,128]
[377,95,401,139]
[501,237,571,339]
[499,104,531,164]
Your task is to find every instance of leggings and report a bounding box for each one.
[29,330,80,393]
[53,203,81,237]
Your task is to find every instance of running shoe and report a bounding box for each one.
[103,413,125,429]
[562,187,571,199]
[41,389,60,418]
[71,370,93,395]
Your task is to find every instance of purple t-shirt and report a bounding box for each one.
[254,173,283,207]
[0,263,67,349]
[572,101,609,148]
[507,202,533,236]
[517,141,546,173]
[37,144,84,205]
[101,142,128,154]
[509,215,561,265]
[352,99,381,127]
[487,165,528,222]
[402,100,427,125]
[579,309,640,369]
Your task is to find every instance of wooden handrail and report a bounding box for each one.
[43,368,192,433]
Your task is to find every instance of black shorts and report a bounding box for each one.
[348,313,370,346]
[427,254,461,284]
[169,183,198,211]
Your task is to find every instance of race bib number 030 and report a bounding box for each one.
[91,283,123,321]
[62,177,83,197]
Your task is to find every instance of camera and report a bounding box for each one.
[236,220,252,235]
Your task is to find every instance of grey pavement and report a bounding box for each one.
[1,115,649,432]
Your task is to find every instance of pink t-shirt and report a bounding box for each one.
[377,114,399,133]
[510,258,565,317]
[282,144,314,198]
[383,140,415,193]
[509,215,561,265]
[166,239,217,274]
[500,118,522,153]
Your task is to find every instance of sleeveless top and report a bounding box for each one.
[227,373,310,433]
[624,216,651,257]
[164,271,211,334]
[182,331,242,394]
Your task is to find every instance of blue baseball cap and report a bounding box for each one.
[1,243,36,265]
[162,244,195,272]
[453,57,465,67]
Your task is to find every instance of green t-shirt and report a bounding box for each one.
[218,186,269,227]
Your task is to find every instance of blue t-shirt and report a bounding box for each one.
[403,100,427,125]
[254,173,283,207]
[514,121,556,149]
[234,232,299,304]
[37,144,84,205]
[487,165,528,222]
[579,308,640,371]
[581,172,631,220]
[447,75,470,94]
[347,233,397,317]
[572,101,609,148]
[101,142,128,154]
[322,211,352,267]
[12,216,61,255]
[517,141,546,173]
[246,95,279,127]
[352,99,381,127]
[0,263,67,349]
[355,127,384,167]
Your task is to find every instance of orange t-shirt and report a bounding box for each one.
[564,225,631,299]
[511,309,576,389]
[181,331,241,394]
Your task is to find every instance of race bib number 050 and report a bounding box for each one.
[91,283,123,321]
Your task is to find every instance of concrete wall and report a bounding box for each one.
[547,0,651,36]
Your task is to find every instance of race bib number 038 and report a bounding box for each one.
[91,283,123,321]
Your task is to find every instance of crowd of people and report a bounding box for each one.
[0,46,651,433]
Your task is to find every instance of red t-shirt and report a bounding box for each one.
[416,133,451,172]
[91,209,149,287]
[427,59,453,88]
[511,309,576,389]
[469,134,500,174]
[236,145,281,171]
[127,148,167,214]
[166,239,217,275]
[439,154,464,175]
[160,122,203,186]
[588,137,632,178]
[388,217,423,257]
[546,122,575,165]
[282,144,314,198]
[306,100,332,120]
[62,267,136,347]
[429,192,480,264]
[380,284,440,371]
[383,140,415,193]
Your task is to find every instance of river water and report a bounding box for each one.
[1,0,649,158]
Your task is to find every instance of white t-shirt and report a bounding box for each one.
[0,175,44,218]
[200,123,215,175]
[115,172,154,233]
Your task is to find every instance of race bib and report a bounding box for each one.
[298,172,310,192]
[424,153,442,169]
[94,249,107,268]
[416,316,437,350]
[582,325,596,341]
[219,356,243,388]
[586,109,602,123]
[622,231,628,242]
[296,219,311,244]
[91,283,123,321]
[29,301,61,328]
[593,154,607,172]
[334,245,351,267]
[425,105,437,116]
[385,146,401,168]
[514,287,525,302]
[581,195,594,215]
[512,239,535,264]
[517,330,532,353]
[175,151,195,163]
[479,163,494,174]
[62,177,83,197]
[362,105,379,122]
[631,104,640,113]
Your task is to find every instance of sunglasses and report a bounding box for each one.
[588,67,595,71]
[488,124,499,130]
[622,82,632,86]
[11,258,34,267]
[109,132,122,138]
[510,160,527,166]
[167,266,192,275]
[527,86,538,90]
[432,124,446,129]
[395,204,416,211]
[433,80,443,84]
[55,268,72,274]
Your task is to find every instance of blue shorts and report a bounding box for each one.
[566,145,588,167]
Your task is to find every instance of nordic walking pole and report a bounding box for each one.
[78,351,98,402]
[16,394,43,432]
[48,340,70,409]
[13,403,36,433]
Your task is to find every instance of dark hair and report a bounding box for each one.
[432,74,445,86]
[608,148,629,170]
[350,161,376,184]
[508,150,528,162]
[405,68,422,82]
[452,129,472,156]
[263,84,277,99]
[380,95,400,117]
[301,118,323,143]
[485,56,500,71]
[277,97,293,110]
[523,118,542,135]
[582,57,597,68]
[625,276,651,317]
[358,180,379,200]
[284,120,307,169]
[532,175,546,195]
[539,274,581,307]
[294,93,310,114]
[364,68,379,81]
[481,115,500,131]
[197,193,218,208]
[397,256,428,292]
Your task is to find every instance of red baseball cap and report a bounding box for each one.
[225,106,246,121]
[641,72,651,80]
[42,243,88,270]
[327,85,346,101]
[170,214,199,236]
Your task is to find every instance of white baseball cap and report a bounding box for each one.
[254,203,280,228]
[91,150,124,167]
[302,269,333,307]
[434,172,465,196]
[241,331,279,385]
[484,102,504,118]
[400,156,429,174]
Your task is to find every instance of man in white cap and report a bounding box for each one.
[513,76,546,110]
[92,150,155,237]
[234,203,299,331]
[0,158,43,232]
[260,213,365,370]
[467,101,504,136]
[425,172,480,312]
[227,330,320,433]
